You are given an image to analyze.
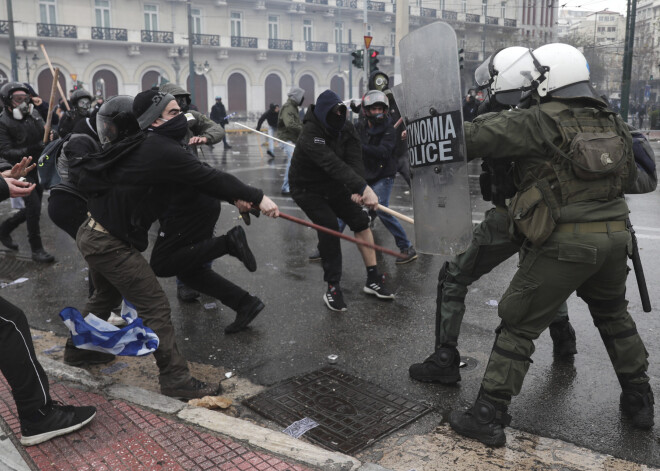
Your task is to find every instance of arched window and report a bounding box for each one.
[187,73,208,114]
[0,69,8,88]
[299,74,315,106]
[141,70,164,91]
[37,68,67,103]
[92,69,118,98]
[265,73,282,109]
[227,72,247,115]
[330,76,345,100]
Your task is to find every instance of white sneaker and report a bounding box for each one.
[107,311,127,326]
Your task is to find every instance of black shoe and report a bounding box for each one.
[177,284,201,302]
[308,249,321,262]
[364,275,395,300]
[281,190,291,196]
[0,232,18,251]
[396,246,418,265]
[64,338,115,366]
[621,383,655,429]
[549,318,577,358]
[266,150,275,161]
[225,295,265,334]
[224,144,232,149]
[226,225,257,272]
[449,397,511,447]
[32,248,55,263]
[409,346,461,384]
[161,377,222,400]
[324,284,347,312]
[20,401,96,446]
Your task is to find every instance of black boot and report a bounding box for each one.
[449,396,511,447]
[32,248,55,263]
[549,318,577,358]
[409,346,461,384]
[63,338,115,366]
[0,217,20,251]
[621,382,654,429]
[225,295,265,334]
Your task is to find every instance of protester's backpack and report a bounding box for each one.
[37,136,68,189]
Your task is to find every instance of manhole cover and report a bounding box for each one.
[459,356,478,371]
[0,254,29,282]
[243,367,433,454]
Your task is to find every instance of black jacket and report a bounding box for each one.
[53,117,101,200]
[257,107,279,130]
[356,116,397,184]
[210,102,228,125]
[78,131,264,251]
[0,109,45,182]
[289,105,366,195]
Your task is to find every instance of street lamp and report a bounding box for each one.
[17,40,38,83]
[193,60,211,75]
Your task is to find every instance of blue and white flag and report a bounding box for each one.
[59,300,159,356]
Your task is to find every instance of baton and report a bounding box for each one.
[43,68,60,144]
[235,122,296,148]
[39,44,70,111]
[278,212,406,260]
[626,218,652,312]
[376,204,414,225]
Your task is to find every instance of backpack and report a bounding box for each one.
[37,136,68,189]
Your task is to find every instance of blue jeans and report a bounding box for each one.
[267,126,276,154]
[281,141,295,193]
[370,177,412,251]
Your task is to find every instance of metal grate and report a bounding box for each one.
[244,367,433,454]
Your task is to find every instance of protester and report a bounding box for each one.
[210,96,231,149]
[256,103,280,161]
[277,87,304,195]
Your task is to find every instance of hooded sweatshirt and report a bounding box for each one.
[277,87,304,142]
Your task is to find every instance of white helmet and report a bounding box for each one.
[475,46,532,105]
[530,43,591,98]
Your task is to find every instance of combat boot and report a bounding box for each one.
[620,382,654,429]
[449,396,511,447]
[549,318,577,358]
[408,346,461,384]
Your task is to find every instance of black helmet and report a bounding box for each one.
[70,89,93,116]
[0,82,31,109]
[96,95,140,149]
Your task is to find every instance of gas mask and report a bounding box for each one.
[176,95,191,113]
[76,98,92,117]
[12,101,33,120]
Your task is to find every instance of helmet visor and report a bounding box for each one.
[474,57,493,89]
[97,114,118,147]
[491,49,538,95]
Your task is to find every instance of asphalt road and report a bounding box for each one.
[2,133,659,466]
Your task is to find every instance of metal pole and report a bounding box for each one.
[621,0,637,122]
[363,0,368,95]
[394,0,409,86]
[187,0,195,106]
[7,0,18,81]
[348,29,353,100]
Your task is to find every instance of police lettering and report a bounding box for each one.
[406,111,463,168]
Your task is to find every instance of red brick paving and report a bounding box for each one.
[0,377,314,471]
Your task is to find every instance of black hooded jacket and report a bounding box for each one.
[53,116,101,199]
[0,108,45,182]
[257,105,279,130]
[288,91,366,195]
[78,131,264,251]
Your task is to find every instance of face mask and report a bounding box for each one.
[152,112,188,141]
[176,96,190,113]
[76,98,91,116]
[326,110,346,132]
[12,102,32,120]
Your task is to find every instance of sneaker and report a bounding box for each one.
[177,284,201,302]
[32,248,55,263]
[324,284,347,312]
[224,144,232,149]
[64,338,115,366]
[281,190,291,196]
[620,383,655,429]
[308,249,321,262]
[20,401,96,446]
[449,397,511,447]
[549,318,577,358]
[226,225,257,272]
[395,246,418,265]
[225,295,265,334]
[161,377,222,400]
[364,275,395,300]
[266,150,275,161]
[0,233,18,251]
[409,347,461,384]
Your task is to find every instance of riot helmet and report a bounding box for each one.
[159,83,191,112]
[475,46,531,106]
[96,95,140,149]
[70,89,93,116]
[530,43,594,98]
[1,82,34,119]
[362,90,389,125]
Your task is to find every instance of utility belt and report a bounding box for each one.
[87,213,109,234]
[554,220,627,234]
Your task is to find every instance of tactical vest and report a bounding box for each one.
[529,101,634,207]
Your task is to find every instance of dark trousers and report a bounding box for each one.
[0,296,50,418]
[0,183,44,251]
[76,221,191,387]
[292,187,369,285]
[47,190,94,296]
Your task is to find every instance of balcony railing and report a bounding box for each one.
[306,41,328,52]
[192,33,220,46]
[420,7,437,17]
[486,16,499,25]
[268,38,293,50]
[91,27,127,41]
[336,42,356,53]
[305,0,328,3]
[465,51,480,61]
[231,36,258,48]
[0,20,8,35]
[37,23,77,38]
[367,1,385,11]
[141,30,173,43]
[504,18,517,27]
[465,13,481,23]
[442,10,458,21]
[336,0,357,7]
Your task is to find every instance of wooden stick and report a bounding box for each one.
[43,68,59,144]
[39,44,70,111]
[235,122,295,148]
[376,204,414,225]
[278,212,406,260]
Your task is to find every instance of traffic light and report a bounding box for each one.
[369,49,380,73]
[351,50,364,69]
[458,48,464,70]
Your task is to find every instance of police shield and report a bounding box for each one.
[394,21,472,256]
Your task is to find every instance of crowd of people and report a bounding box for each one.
[0,39,657,452]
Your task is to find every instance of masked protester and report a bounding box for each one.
[0,82,54,262]
[210,96,232,149]
[58,89,93,137]
[277,87,305,195]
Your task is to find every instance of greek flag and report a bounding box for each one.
[59,300,159,356]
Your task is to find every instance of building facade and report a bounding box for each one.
[633,0,660,104]
[0,0,556,117]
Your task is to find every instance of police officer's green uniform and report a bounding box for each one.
[448,96,653,446]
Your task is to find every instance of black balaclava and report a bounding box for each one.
[151,113,188,141]
[314,89,346,136]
